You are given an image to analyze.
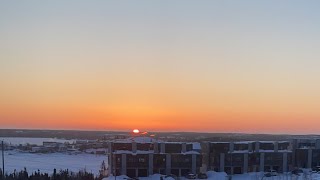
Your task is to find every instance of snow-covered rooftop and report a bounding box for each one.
[209,142,231,144]
[181,151,200,155]
[233,141,255,144]
[112,137,201,150]
[192,142,201,150]
[258,141,290,143]
[230,150,252,154]
[258,149,292,153]
[113,137,161,143]
[113,150,155,155]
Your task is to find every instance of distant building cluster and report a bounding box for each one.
[107,137,320,177]
[5,140,108,155]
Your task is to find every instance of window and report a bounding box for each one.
[128,158,134,162]
[234,157,242,161]
[138,158,145,163]
[211,157,215,163]
[266,156,272,161]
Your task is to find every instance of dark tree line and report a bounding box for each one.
[0,168,104,180]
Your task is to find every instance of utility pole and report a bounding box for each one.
[113,153,116,180]
[2,141,4,179]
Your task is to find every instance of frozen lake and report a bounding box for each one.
[0,137,106,176]
[3,150,107,175]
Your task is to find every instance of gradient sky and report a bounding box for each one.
[1,1,320,134]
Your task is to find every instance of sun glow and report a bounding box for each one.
[133,129,140,134]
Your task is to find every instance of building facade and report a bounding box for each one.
[207,141,293,174]
[108,137,202,177]
[107,137,320,177]
[293,138,320,169]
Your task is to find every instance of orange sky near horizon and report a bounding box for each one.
[1,81,319,134]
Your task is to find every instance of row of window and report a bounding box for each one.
[115,155,195,164]
[112,143,193,153]
[210,153,292,164]
[210,143,290,152]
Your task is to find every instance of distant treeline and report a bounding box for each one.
[0,168,105,180]
[2,128,320,142]
[0,129,120,140]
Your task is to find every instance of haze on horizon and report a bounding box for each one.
[1,1,320,134]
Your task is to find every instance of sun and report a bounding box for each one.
[133,129,140,134]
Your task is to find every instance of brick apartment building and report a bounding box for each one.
[293,138,320,169]
[107,137,320,177]
[108,137,202,177]
[207,141,293,174]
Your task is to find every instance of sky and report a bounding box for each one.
[1,1,320,134]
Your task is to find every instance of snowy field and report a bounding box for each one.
[0,137,106,176]
[1,137,75,145]
[3,150,107,175]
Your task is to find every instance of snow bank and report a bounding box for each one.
[104,174,174,180]
[207,171,227,179]
[103,175,129,180]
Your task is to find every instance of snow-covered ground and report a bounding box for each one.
[104,174,175,180]
[3,150,107,175]
[230,171,320,180]
[1,137,75,145]
[3,150,320,180]
[104,171,320,180]
[2,138,320,179]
